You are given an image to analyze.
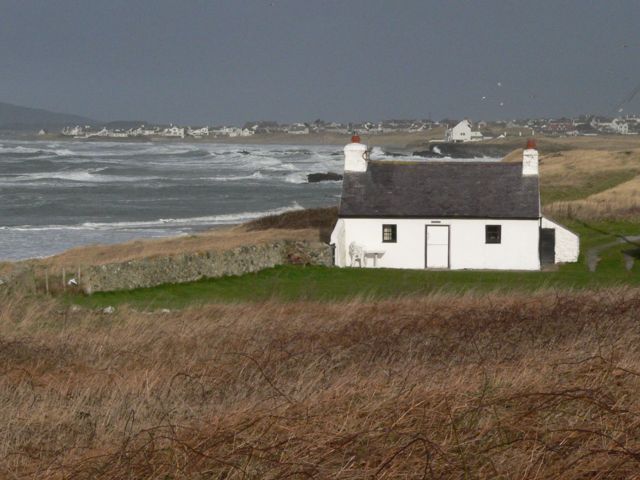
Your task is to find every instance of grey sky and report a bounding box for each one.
[1,0,638,124]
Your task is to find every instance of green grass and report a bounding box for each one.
[70,221,640,310]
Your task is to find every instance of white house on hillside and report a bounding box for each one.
[287,123,310,135]
[188,126,210,137]
[163,126,186,138]
[445,119,483,142]
[330,137,579,270]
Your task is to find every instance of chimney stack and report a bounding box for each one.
[344,135,368,172]
[522,138,538,176]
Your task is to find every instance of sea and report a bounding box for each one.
[0,138,497,261]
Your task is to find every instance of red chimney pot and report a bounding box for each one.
[526,138,537,150]
[351,135,361,143]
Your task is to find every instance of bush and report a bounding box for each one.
[244,206,338,242]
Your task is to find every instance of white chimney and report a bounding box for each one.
[522,138,539,176]
[344,135,368,172]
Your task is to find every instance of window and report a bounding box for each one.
[382,224,397,243]
[485,225,501,244]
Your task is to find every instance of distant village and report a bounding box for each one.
[52,114,640,142]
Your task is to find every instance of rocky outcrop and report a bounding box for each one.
[307,172,343,183]
[413,143,515,159]
[81,240,332,294]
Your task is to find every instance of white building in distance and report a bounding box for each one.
[162,126,186,138]
[445,119,484,142]
[287,123,310,135]
[187,126,210,137]
[330,137,579,270]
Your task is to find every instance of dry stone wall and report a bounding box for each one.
[81,240,332,294]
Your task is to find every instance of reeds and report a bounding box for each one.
[2,289,640,478]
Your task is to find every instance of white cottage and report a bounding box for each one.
[445,119,483,143]
[330,137,579,270]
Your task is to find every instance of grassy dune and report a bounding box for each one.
[3,289,640,478]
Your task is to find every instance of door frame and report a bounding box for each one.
[539,227,556,265]
[425,224,450,269]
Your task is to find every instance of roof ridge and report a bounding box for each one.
[367,159,517,166]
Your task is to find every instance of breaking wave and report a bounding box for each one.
[203,172,265,182]
[3,169,160,184]
[0,202,303,232]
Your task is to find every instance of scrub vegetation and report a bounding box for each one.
[3,289,640,478]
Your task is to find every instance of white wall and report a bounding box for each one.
[541,217,580,263]
[330,219,347,267]
[335,217,541,270]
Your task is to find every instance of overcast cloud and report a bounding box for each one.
[0,0,638,124]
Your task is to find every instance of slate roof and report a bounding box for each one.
[338,161,540,219]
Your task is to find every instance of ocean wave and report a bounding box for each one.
[0,146,76,159]
[203,172,265,182]
[67,145,205,158]
[172,149,212,158]
[370,146,386,159]
[284,173,308,184]
[2,169,161,184]
[0,202,304,232]
[0,145,43,154]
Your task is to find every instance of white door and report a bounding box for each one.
[426,225,449,269]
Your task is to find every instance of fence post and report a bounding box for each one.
[45,269,49,296]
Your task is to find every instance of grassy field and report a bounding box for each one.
[70,220,640,309]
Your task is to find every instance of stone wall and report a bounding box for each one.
[81,240,332,294]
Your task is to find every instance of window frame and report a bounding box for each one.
[485,225,502,244]
[382,224,397,243]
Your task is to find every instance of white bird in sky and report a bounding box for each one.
[497,82,502,87]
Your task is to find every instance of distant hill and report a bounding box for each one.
[0,101,96,131]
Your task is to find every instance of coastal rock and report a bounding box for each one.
[413,143,515,159]
[307,172,343,183]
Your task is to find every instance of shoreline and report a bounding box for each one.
[5,131,640,154]
[3,131,441,149]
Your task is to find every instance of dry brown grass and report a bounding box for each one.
[537,149,640,219]
[546,174,640,220]
[540,148,640,181]
[506,147,640,220]
[244,207,338,243]
[504,148,640,180]
[26,227,320,270]
[3,289,640,478]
